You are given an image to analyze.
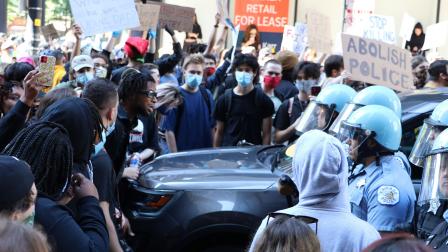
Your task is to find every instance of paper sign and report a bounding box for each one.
[216,0,230,25]
[281,23,307,55]
[135,3,160,31]
[342,34,413,92]
[234,0,289,33]
[149,1,195,32]
[422,21,448,51]
[307,10,332,53]
[69,0,140,37]
[348,15,396,45]
[41,24,60,41]
[344,0,375,31]
[399,13,416,41]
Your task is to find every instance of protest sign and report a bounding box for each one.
[234,0,289,33]
[342,34,413,92]
[348,15,396,45]
[135,3,160,31]
[41,24,60,41]
[422,21,448,51]
[148,1,195,32]
[343,0,375,32]
[399,13,416,41]
[307,10,332,54]
[280,23,307,55]
[69,0,140,37]
[216,0,230,25]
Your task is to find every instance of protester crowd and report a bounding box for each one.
[1,11,448,252]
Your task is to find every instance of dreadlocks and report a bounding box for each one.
[3,122,73,200]
[118,68,148,101]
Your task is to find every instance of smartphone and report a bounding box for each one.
[37,55,56,87]
[311,86,322,96]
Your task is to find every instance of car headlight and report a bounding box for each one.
[130,185,175,213]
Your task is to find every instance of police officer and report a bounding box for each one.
[339,105,416,233]
[329,85,411,174]
[424,128,448,250]
[295,84,356,135]
[413,99,448,239]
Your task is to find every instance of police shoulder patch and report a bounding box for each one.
[377,185,400,205]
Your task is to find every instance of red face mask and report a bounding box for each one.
[205,67,216,77]
[264,75,281,89]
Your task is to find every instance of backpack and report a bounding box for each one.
[174,86,211,135]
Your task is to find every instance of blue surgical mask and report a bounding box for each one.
[76,72,95,85]
[24,210,35,226]
[106,122,115,136]
[295,79,317,93]
[185,74,202,88]
[235,71,253,87]
[94,130,107,155]
[95,67,108,79]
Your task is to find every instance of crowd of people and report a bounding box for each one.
[1,11,448,252]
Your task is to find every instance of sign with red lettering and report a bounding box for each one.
[342,34,414,92]
[234,0,289,33]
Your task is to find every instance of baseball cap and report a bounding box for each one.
[0,155,34,209]
[71,55,94,72]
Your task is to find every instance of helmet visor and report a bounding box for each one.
[418,152,448,205]
[329,103,363,137]
[409,119,446,167]
[338,121,371,147]
[295,101,333,135]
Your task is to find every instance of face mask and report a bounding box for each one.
[24,210,35,227]
[205,67,216,77]
[185,73,202,88]
[264,75,281,89]
[235,71,253,87]
[95,67,108,79]
[76,72,95,85]
[106,122,115,136]
[94,130,106,155]
[295,79,317,93]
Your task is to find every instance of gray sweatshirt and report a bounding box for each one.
[249,130,380,252]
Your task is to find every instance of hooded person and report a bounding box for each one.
[249,130,380,252]
[38,97,103,179]
[111,37,149,85]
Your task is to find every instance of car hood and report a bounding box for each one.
[138,146,281,190]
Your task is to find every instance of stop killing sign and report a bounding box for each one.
[342,34,414,92]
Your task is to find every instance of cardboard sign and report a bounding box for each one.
[135,3,160,30]
[422,21,448,51]
[280,23,307,55]
[342,34,413,92]
[148,1,195,32]
[41,24,60,41]
[69,0,140,37]
[234,0,289,33]
[348,15,396,45]
[399,13,416,41]
[307,10,332,53]
[343,0,375,31]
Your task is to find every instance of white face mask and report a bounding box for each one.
[95,67,108,79]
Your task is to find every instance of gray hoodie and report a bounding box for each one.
[249,130,380,252]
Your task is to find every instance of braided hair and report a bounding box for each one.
[118,68,149,101]
[3,122,73,200]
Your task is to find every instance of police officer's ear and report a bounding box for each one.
[366,138,378,149]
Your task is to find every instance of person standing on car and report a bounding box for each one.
[338,105,416,234]
[162,54,215,153]
[213,53,274,147]
[249,130,380,252]
[422,129,448,250]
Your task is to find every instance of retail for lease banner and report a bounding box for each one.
[234,0,289,33]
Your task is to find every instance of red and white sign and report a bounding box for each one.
[234,0,289,33]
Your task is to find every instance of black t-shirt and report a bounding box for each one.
[214,88,274,146]
[274,80,299,102]
[111,66,129,85]
[128,114,160,160]
[92,149,118,220]
[274,96,308,143]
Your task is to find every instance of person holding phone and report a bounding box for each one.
[273,61,320,144]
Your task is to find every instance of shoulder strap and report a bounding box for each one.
[254,86,264,107]
[224,88,233,121]
[288,97,294,119]
[174,93,185,135]
[199,86,211,114]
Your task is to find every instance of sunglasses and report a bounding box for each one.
[266,212,318,234]
[140,90,157,99]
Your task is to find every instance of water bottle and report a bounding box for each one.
[130,154,140,168]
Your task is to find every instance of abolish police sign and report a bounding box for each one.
[342,34,414,92]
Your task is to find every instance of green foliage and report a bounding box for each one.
[6,0,72,24]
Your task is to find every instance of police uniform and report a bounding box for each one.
[348,155,416,232]
[426,211,448,251]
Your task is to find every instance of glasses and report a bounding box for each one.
[266,212,319,234]
[140,90,157,99]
